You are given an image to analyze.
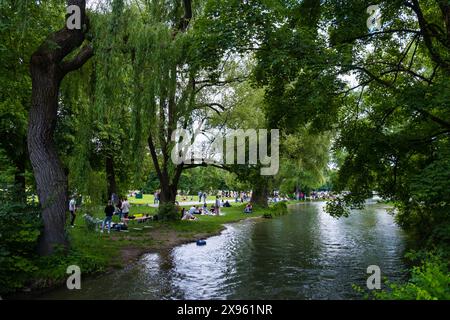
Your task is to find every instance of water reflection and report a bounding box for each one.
[37,202,406,300]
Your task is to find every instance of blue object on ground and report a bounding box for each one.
[196,239,207,246]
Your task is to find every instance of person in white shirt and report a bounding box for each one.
[181,208,197,221]
[215,196,221,215]
[121,197,130,224]
[69,197,77,227]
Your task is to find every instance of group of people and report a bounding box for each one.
[99,195,130,233]
[309,191,335,200]
[69,190,255,231]
[234,192,251,203]
[68,194,130,233]
[182,195,225,220]
[270,193,291,203]
[200,190,252,203]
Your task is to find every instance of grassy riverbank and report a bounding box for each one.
[8,201,290,296]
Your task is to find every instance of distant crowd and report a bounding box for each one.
[68,189,335,230]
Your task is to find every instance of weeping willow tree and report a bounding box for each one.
[89,0,240,217]
[275,130,331,195]
[62,1,148,204]
[85,0,133,200]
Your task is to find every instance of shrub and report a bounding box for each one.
[373,253,450,300]
[269,202,288,216]
[157,202,180,221]
[0,199,41,295]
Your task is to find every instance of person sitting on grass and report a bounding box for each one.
[101,200,115,233]
[182,209,197,221]
[223,200,231,208]
[244,203,253,214]
[188,206,197,215]
[202,202,210,215]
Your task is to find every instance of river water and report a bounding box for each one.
[38,202,407,300]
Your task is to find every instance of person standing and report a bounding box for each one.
[101,201,115,233]
[202,192,207,203]
[215,195,221,216]
[121,197,130,225]
[198,191,202,203]
[69,196,77,228]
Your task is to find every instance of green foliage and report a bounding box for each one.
[0,194,41,294]
[157,202,180,221]
[269,202,288,216]
[34,246,107,286]
[179,167,230,194]
[373,253,450,300]
[0,0,65,194]
[276,129,331,194]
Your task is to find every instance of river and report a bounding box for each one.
[37,201,407,300]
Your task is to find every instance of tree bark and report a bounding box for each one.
[28,0,93,255]
[159,184,178,204]
[28,67,68,254]
[251,179,269,208]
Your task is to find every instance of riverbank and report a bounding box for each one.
[23,201,411,300]
[7,201,291,298]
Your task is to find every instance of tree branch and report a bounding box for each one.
[61,44,94,74]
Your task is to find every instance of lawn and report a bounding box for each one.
[128,193,236,205]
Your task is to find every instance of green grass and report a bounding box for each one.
[77,202,263,235]
[128,194,235,205]
[161,205,266,234]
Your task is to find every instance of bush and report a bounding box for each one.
[157,202,180,221]
[373,253,450,300]
[33,246,107,287]
[0,198,41,295]
[269,202,288,216]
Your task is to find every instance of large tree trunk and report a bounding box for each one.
[28,0,93,255]
[251,180,269,208]
[105,153,117,199]
[28,66,69,254]
[159,184,178,204]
